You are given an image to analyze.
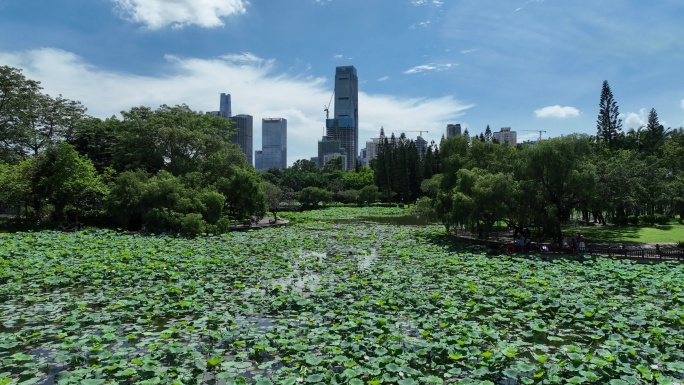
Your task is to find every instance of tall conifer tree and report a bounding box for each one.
[596,80,622,147]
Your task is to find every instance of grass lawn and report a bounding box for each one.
[566,220,684,244]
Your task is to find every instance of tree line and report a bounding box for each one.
[1,66,263,234]
[2,67,682,239]
[425,80,684,244]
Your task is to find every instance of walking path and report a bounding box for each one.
[452,230,683,262]
[228,216,290,231]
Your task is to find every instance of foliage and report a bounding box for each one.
[297,186,332,210]
[358,185,379,205]
[262,181,283,221]
[2,209,684,384]
[342,165,375,190]
[1,66,87,161]
[30,142,109,222]
[0,67,265,232]
[371,133,438,203]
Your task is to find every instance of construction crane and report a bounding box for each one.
[323,90,334,119]
[521,130,547,141]
[402,130,430,137]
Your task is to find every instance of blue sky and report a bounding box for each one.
[1,0,683,165]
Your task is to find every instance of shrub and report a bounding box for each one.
[640,214,656,225]
[335,189,359,204]
[627,215,639,225]
[178,213,206,236]
[614,216,629,226]
[298,187,333,210]
[655,214,669,225]
[358,185,379,205]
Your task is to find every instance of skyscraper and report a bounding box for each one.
[446,124,462,137]
[326,66,358,170]
[415,135,427,158]
[255,118,287,170]
[493,127,517,146]
[317,136,347,170]
[219,93,232,118]
[230,114,254,166]
[365,126,387,165]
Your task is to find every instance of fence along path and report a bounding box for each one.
[452,235,684,262]
[580,245,683,261]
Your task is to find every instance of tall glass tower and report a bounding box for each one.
[219,93,232,117]
[230,114,253,166]
[326,66,358,170]
[256,118,287,170]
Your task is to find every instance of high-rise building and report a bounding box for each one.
[219,93,232,118]
[365,127,387,165]
[326,66,358,170]
[230,114,254,166]
[317,136,347,170]
[446,123,461,137]
[209,93,232,118]
[493,127,517,146]
[255,118,287,170]
[415,135,427,158]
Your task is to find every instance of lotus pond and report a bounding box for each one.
[1,207,684,384]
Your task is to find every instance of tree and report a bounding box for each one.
[262,181,283,222]
[107,169,150,229]
[67,116,118,173]
[322,156,344,173]
[518,135,596,244]
[358,185,378,204]
[0,160,32,218]
[596,80,622,147]
[112,104,236,175]
[22,94,87,156]
[298,186,332,210]
[0,66,42,161]
[282,159,324,192]
[641,108,667,154]
[342,165,374,190]
[218,166,265,220]
[484,125,492,142]
[32,142,108,224]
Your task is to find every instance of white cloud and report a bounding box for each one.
[358,94,473,143]
[377,76,389,82]
[220,52,268,65]
[621,108,648,129]
[681,99,684,109]
[534,105,580,118]
[403,63,456,74]
[111,0,247,29]
[410,20,431,29]
[332,54,343,60]
[411,0,443,5]
[460,48,478,54]
[1,48,471,165]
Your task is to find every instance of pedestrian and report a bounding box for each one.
[515,234,525,253]
[578,233,586,251]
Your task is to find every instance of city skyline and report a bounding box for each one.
[1,1,683,166]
